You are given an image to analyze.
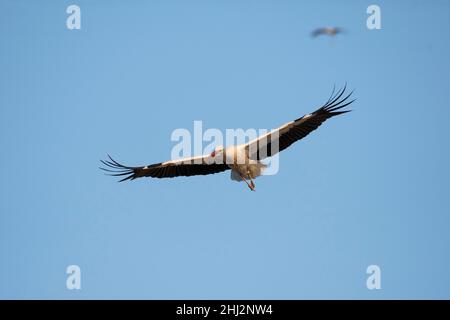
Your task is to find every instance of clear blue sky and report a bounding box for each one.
[1,0,450,299]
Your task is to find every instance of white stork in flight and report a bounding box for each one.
[101,86,355,191]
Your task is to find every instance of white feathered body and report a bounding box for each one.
[223,145,267,182]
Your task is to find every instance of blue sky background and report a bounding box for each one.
[1,0,450,299]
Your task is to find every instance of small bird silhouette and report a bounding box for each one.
[311,27,345,38]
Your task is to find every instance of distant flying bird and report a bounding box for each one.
[311,27,345,38]
[101,86,355,191]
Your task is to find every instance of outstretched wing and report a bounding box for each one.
[100,155,230,182]
[311,27,327,37]
[246,85,355,160]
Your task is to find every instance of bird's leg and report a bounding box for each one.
[240,174,255,191]
[247,171,256,190]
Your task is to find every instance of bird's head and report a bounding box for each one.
[210,145,224,158]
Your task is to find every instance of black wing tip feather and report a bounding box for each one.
[320,84,355,115]
[99,155,139,182]
[294,85,355,122]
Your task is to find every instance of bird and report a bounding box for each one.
[100,86,355,191]
[311,27,345,38]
